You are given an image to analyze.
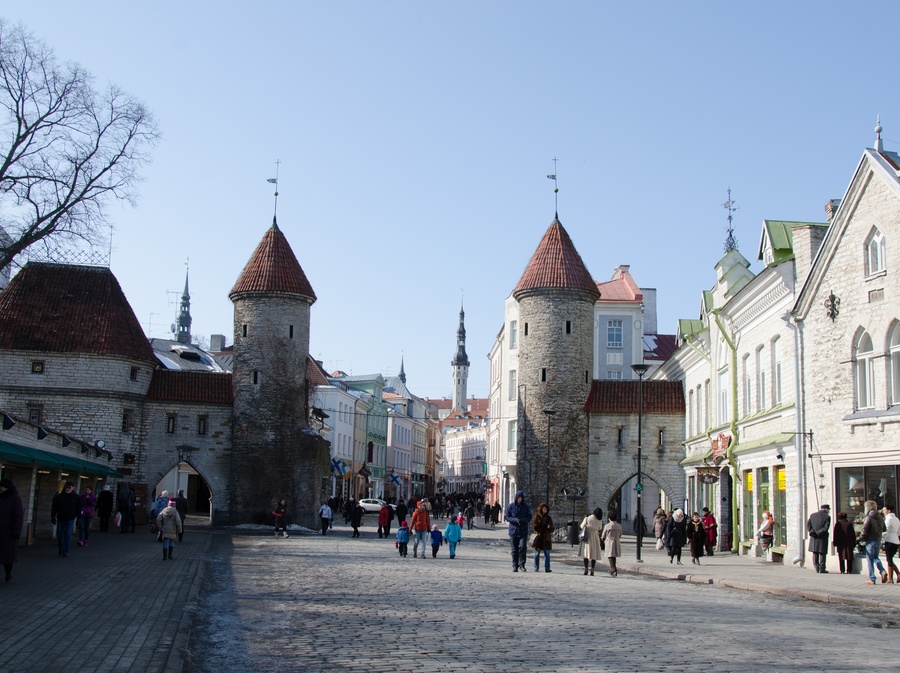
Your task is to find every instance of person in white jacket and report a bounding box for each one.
[882,504,900,583]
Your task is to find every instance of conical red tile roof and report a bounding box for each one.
[513,217,599,298]
[229,221,316,301]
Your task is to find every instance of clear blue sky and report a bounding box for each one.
[6,3,896,398]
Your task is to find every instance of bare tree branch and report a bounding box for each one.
[0,21,160,271]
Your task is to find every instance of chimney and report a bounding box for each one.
[824,199,841,223]
[209,334,226,352]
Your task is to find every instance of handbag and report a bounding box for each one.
[529,533,539,547]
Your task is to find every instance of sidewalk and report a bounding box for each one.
[556,532,900,610]
[0,518,212,673]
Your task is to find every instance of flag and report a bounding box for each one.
[267,178,277,184]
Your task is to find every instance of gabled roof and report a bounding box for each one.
[146,370,234,405]
[0,263,155,363]
[513,217,599,298]
[584,380,685,414]
[230,221,316,301]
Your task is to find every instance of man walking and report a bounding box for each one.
[505,490,532,572]
[50,481,81,557]
[409,500,431,558]
[806,503,831,573]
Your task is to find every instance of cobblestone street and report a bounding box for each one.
[184,524,899,673]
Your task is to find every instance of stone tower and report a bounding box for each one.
[176,269,192,344]
[229,217,327,526]
[451,301,469,411]
[513,216,599,512]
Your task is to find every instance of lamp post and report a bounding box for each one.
[542,409,556,506]
[631,363,650,562]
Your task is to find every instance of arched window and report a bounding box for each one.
[856,332,876,410]
[865,228,887,276]
[890,325,900,406]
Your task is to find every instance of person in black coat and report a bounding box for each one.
[665,509,688,565]
[806,504,832,573]
[51,480,81,557]
[96,485,114,532]
[0,478,24,582]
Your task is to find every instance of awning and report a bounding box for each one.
[0,440,120,477]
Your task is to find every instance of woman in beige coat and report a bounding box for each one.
[601,511,623,576]
[579,507,604,576]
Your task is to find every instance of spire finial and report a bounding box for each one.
[876,114,884,152]
[723,187,738,252]
[546,157,559,215]
[267,159,281,227]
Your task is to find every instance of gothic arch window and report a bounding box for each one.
[855,331,876,410]
[889,323,900,406]
[865,228,887,276]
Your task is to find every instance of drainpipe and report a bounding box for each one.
[711,310,741,554]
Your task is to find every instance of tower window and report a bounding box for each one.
[242,324,248,337]
[566,320,571,334]
[289,325,294,339]
[541,368,547,382]
[253,371,259,385]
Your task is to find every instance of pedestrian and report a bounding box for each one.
[156,498,182,560]
[601,510,623,577]
[882,504,900,584]
[444,516,462,559]
[395,521,410,558]
[78,486,96,547]
[505,490,532,572]
[687,512,706,565]
[653,506,667,550]
[377,502,392,539]
[430,524,443,558]
[409,500,431,558]
[273,498,289,538]
[531,501,554,573]
[0,478,24,582]
[832,511,856,574]
[318,501,332,536]
[117,482,135,533]
[51,481,81,557]
[97,485,114,533]
[700,506,717,556]
[395,499,408,526]
[757,510,775,551]
[579,507,604,576]
[350,501,364,538]
[861,499,888,585]
[665,508,687,565]
[806,503,831,573]
[491,501,501,528]
[174,490,188,542]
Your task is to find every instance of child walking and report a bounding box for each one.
[430,524,443,558]
[444,516,463,559]
[395,520,410,558]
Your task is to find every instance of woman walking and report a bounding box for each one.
[579,507,604,576]
[687,512,706,565]
[531,502,554,573]
[601,511,623,576]
[0,478,24,582]
[665,509,687,565]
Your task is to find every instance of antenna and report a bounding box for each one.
[723,187,738,252]
[546,157,559,215]
[266,160,281,225]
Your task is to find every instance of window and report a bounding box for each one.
[198,415,208,435]
[717,368,729,424]
[756,346,767,410]
[166,415,176,433]
[31,361,44,374]
[509,320,518,349]
[508,370,517,401]
[855,331,876,410]
[130,366,139,381]
[891,325,900,405]
[865,228,887,276]
[607,370,623,380]
[772,337,783,405]
[742,354,751,416]
[607,320,623,348]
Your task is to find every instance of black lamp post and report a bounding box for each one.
[631,363,650,562]
[542,409,556,506]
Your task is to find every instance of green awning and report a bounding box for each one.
[0,440,119,477]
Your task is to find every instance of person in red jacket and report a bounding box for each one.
[409,500,431,559]
[377,502,393,539]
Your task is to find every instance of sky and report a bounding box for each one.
[4,3,897,399]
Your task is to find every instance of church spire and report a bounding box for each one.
[176,266,192,344]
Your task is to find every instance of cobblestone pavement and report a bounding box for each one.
[184,523,900,673]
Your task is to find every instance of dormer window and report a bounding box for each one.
[865,228,886,276]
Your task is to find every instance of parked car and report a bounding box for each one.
[358,498,396,514]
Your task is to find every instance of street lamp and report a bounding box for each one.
[542,409,556,506]
[631,363,650,562]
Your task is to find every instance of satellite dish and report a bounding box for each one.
[170,323,176,333]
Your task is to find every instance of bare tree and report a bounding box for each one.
[0,21,159,271]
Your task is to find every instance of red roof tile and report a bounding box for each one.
[230,222,316,300]
[0,263,155,363]
[146,370,234,405]
[513,218,599,298]
[584,380,685,414]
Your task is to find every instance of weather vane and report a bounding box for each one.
[546,157,559,214]
[267,159,281,224]
[723,187,738,252]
